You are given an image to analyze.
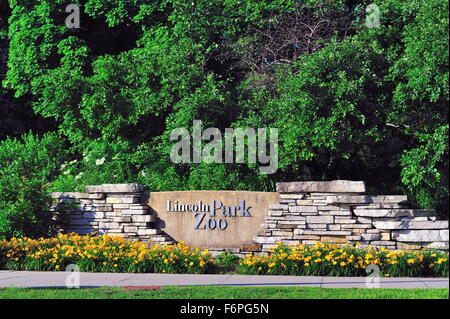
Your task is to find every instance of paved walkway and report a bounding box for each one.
[0,271,448,289]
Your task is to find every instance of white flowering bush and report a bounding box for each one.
[0,133,68,239]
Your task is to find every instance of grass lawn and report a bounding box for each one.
[0,286,447,299]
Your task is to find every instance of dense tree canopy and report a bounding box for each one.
[0,0,448,237]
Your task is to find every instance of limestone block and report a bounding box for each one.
[261,244,277,250]
[105,212,124,217]
[309,196,326,200]
[272,230,294,236]
[277,221,306,227]
[269,204,288,210]
[266,217,284,221]
[89,193,106,200]
[327,224,341,231]
[131,215,154,223]
[112,204,131,209]
[361,233,381,241]
[112,217,132,223]
[316,205,341,211]
[276,180,366,193]
[279,199,296,204]
[307,224,327,229]
[51,192,89,199]
[106,197,123,204]
[373,220,448,230]
[346,235,362,241]
[289,206,318,213]
[124,226,138,233]
[352,204,406,209]
[334,218,356,224]
[370,241,396,246]
[86,184,145,193]
[306,216,333,224]
[277,224,297,229]
[341,223,372,229]
[284,216,306,221]
[302,240,320,245]
[392,229,449,242]
[279,194,306,199]
[396,242,422,250]
[253,236,284,244]
[295,230,352,236]
[357,217,372,224]
[326,195,408,205]
[95,205,113,212]
[354,209,435,218]
[296,200,314,205]
[281,240,301,246]
[318,210,352,216]
[122,209,148,215]
[129,204,150,209]
[241,243,262,252]
[320,236,347,243]
[293,235,321,240]
[122,197,140,204]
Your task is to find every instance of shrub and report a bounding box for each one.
[215,251,241,273]
[0,132,68,239]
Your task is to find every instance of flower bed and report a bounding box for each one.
[0,235,448,277]
[0,234,215,274]
[238,242,449,277]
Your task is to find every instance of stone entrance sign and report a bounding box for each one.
[148,191,279,249]
[52,181,448,253]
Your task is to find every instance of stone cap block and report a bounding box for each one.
[85,184,146,193]
[51,192,89,199]
[354,209,435,218]
[392,229,449,242]
[327,195,408,205]
[276,180,366,194]
[373,220,448,230]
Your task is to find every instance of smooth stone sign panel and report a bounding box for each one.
[148,191,279,249]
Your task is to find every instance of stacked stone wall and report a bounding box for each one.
[253,181,448,251]
[52,184,174,245]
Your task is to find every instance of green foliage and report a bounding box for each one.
[50,138,136,192]
[0,0,448,215]
[215,251,241,272]
[0,132,68,239]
